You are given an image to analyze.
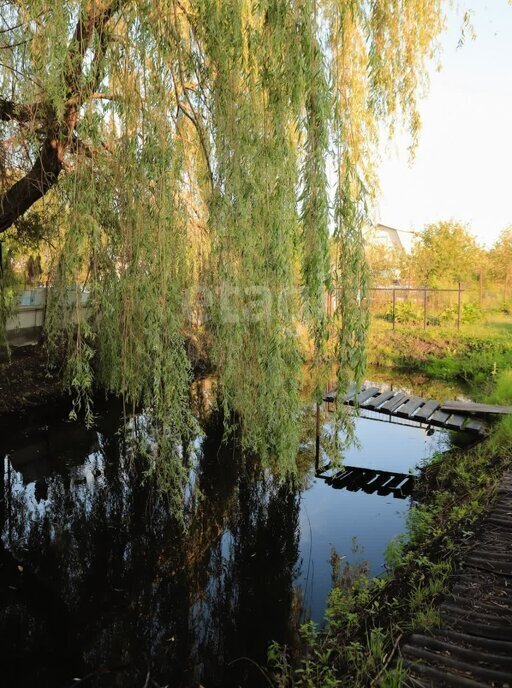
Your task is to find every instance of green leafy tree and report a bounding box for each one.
[489,227,512,286]
[408,221,481,288]
[365,243,404,286]
[0,1,445,475]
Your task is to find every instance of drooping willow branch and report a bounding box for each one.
[0,0,445,481]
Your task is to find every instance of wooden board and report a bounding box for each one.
[465,418,487,433]
[444,414,467,430]
[429,409,451,425]
[414,400,440,421]
[396,397,425,419]
[354,387,380,406]
[365,390,395,409]
[380,393,409,414]
[441,401,512,416]
[343,384,358,403]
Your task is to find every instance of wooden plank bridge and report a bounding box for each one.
[323,386,494,437]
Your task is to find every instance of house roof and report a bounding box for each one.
[375,224,405,253]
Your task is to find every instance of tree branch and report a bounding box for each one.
[0,0,125,234]
[0,97,35,123]
[65,92,117,106]
[0,136,63,233]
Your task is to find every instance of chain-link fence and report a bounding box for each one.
[369,285,466,330]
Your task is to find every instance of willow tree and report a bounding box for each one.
[0,1,443,476]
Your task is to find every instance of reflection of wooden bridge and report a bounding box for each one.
[324,386,494,437]
[318,465,415,500]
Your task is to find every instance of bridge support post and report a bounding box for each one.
[315,402,320,473]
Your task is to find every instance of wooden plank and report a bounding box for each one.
[323,383,357,403]
[354,386,380,406]
[343,384,358,403]
[396,397,425,419]
[324,389,337,402]
[429,409,451,425]
[414,399,440,421]
[365,390,395,409]
[380,393,408,414]
[444,414,467,430]
[441,401,512,416]
[465,418,487,433]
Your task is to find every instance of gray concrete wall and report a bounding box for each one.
[5,288,89,345]
[6,288,47,345]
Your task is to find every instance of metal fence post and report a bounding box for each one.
[457,282,462,331]
[423,287,427,330]
[392,288,396,330]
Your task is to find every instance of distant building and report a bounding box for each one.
[362,224,409,286]
[365,224,406,254]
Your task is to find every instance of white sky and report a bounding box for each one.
[376,0,512,249]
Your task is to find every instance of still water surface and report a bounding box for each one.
[0,383,460,687]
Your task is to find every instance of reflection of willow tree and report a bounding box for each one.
[1,408,300,688]
[189,415,301,685]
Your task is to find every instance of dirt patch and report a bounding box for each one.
[0,344,66,417]
[369,330,455,365]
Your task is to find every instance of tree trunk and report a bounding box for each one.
[0,138,63,234]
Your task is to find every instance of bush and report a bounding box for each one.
[436,302,481,325]
[383,301,422,324]
[462,302,482,323]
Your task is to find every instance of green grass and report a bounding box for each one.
[486,369,512,406]
[367,315,512,396]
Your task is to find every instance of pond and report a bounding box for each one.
[0,377,467,688]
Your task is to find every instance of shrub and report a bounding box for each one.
[383,301,423,324]
[436,302,481,325]
[462,302,482,323]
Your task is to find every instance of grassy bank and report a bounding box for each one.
[270,331,512,687]
[367,316,512,397]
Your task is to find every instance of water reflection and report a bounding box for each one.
[1,404,300,688]
[0,388,459,687]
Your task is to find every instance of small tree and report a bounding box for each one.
[489,227,512,298]
[365,243,403,286]
[408,221,481,288]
